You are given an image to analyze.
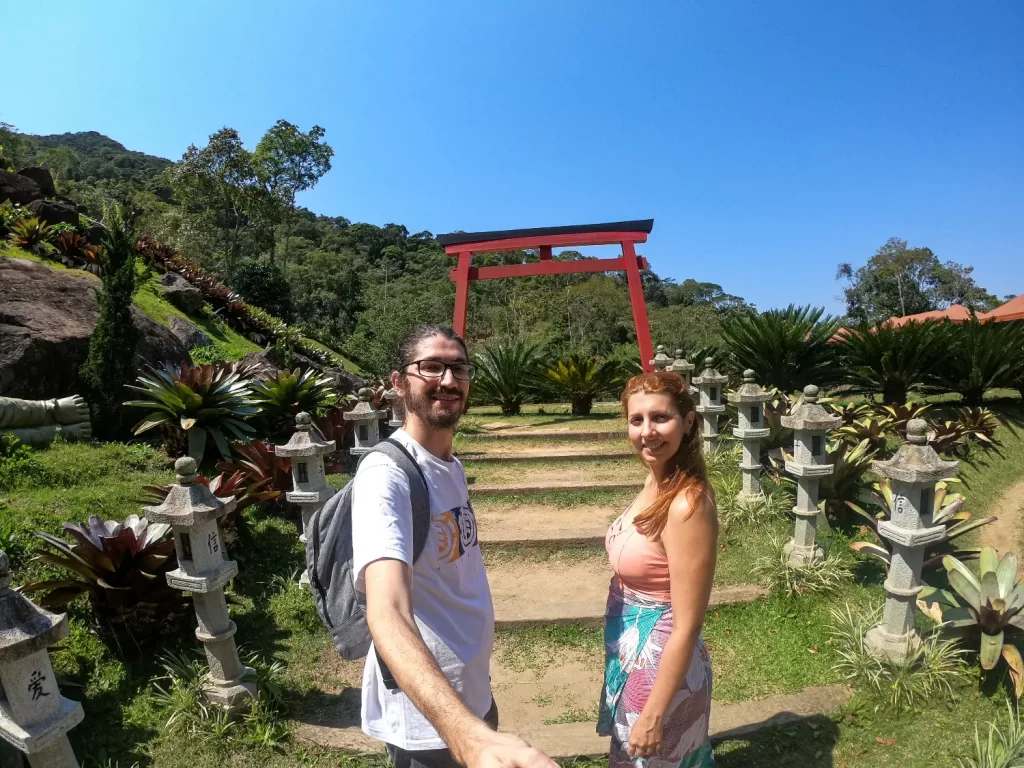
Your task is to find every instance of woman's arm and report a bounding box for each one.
[627,491,718,757]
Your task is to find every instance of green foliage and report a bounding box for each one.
[471,341,545,415]
[124,361,258,463]
[541,354,623,416]
[753,534,853,597]
[829,603,969,711]
[0,433,42,490]
[817,438,878,522]
[0,510,30,570]
[7,215,55,255]
[721,304,842,393]
[22,514,187,643]
[837,319,949,405]
[936,317,1024,407]
[231,259,293,320]
[250,367,337,439]
[957,702,1024,768]
[79,205,141,439]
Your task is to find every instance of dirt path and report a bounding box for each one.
[980,479,1024,577]
[476,503,619,545]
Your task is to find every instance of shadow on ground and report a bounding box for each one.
[713,713,839,767]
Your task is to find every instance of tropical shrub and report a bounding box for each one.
[0,434,42,490]
[928,409,999,458]
[313,405,354,473]
[540,354,622,416]
[250,367,338,440]
[0,514,29,570]
[835,319,948,405]
[848,478,992,568]
[472,341,545,415]
[124,361,258,463]
[936,317,1024,407]
[79,205,140,439]
[216,440,292,497]
[23,514,188,644]
[720,304,842,393]
[231,260,294,321]
[6,216,54,255]
[876,401,931,439]
[957,702,1024,768]
[0,200,31,238]
[816,438,878,523]
[836,416,891,454]
[919,548,1024,697]
[753,534,852,597]
[53,231,103,274]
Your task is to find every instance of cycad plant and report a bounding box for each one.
[919,548,1024,697]
[6,216,54,255]
[540,354,622,416]
[936,317,1024,407]
[720,305,842,394]
[23,514,188,644]
[250,367,337,440]
[124,361,258,463]
[472,341,544,415]
[835,319,949,405]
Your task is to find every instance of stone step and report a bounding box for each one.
[486,555,767,627]
[470,479,644,498]
[461,450,635,464]
[464,429,627,442]
[476,503,617,549]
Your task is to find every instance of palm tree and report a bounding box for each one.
[472,341,545,415]
[934,316,1024,407]
[720,305,842,394]
[542,354,622,416]
[835,319,949,405]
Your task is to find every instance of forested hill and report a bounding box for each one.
[0,123,754,375]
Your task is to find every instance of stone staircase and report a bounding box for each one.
[295,413,850,758]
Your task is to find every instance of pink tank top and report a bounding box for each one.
[605,505,672,602]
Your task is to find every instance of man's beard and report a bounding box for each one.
[404,384,468,430]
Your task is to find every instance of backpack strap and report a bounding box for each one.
[357,437,432,563]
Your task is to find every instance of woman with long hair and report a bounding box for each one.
[599,371,718,767]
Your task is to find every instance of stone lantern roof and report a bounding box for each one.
[145,457,237,527]
[0,551,69,665]
[727,370,772,404]
[873,419,959,484]
[650,345,672,371]
[692,358,728,386]
[275,412,335,458]
[668,349,694,375]
[780,386,841,432]
[343,388,384,421]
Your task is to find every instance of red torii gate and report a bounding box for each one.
[437,220,657,371]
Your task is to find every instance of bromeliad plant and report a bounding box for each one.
[23,514,188,643]
[7,216,55,256]
[250,366,338,440]
[919,548,1024,697]
[125,361,258,463]
[848,477,993,568]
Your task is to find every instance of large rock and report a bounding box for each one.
[327,366,368,396]
[16,166,56,197]
[156,272,204,315]
[168,315,212,350]
[0,169,41,205]
[26,198,80,228]
[0,256,190,400]
[238,351,284,381]
[84,219,106,245]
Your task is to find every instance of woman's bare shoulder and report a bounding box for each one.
[667,485,718,526]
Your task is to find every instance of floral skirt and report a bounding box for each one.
[598,578,713,768]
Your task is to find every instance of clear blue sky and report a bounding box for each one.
[4,0,1022,313]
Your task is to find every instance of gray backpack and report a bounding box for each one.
[305,438,431,662]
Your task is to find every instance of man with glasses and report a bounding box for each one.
[351,325,556,768]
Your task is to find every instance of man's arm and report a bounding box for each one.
[365,559,556,768]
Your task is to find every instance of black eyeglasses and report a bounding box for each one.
[405,359,477,381]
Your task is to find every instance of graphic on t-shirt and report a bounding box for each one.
[433,502,479,563]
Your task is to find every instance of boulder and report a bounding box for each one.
[238,351,284,381]
[85,221,107,246]
[168,315,212,350]
[0,256,190,400]
[26,198,80,228]
[327,366,368,396]
[0,169,41,205]
[155,272,204,315]
[16,166,56,197]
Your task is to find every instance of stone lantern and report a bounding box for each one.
[0,551,83,768]
[145,458,256,714]
[668,349,695,389]
[344,388,385,456]
[692,358,728,448]
[865,419,958,662]
[275,413,337,588]
[780,385,841,566]
[649,345,672,372]
[383,388,404,431]
[727,370,771,498]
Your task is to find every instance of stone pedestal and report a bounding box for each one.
[649,345,672,372]
[145,459,256,713]
[727,370,771,498]
[864,419,958,663]
[780,385,841,566]
[275,413,338,589]
[668,349,695,390]
[0,551,84,767]
[383,388,404,430]
[344,388,385,456]
[693,358,728,449]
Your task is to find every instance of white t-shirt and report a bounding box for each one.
[351,429,494,751]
